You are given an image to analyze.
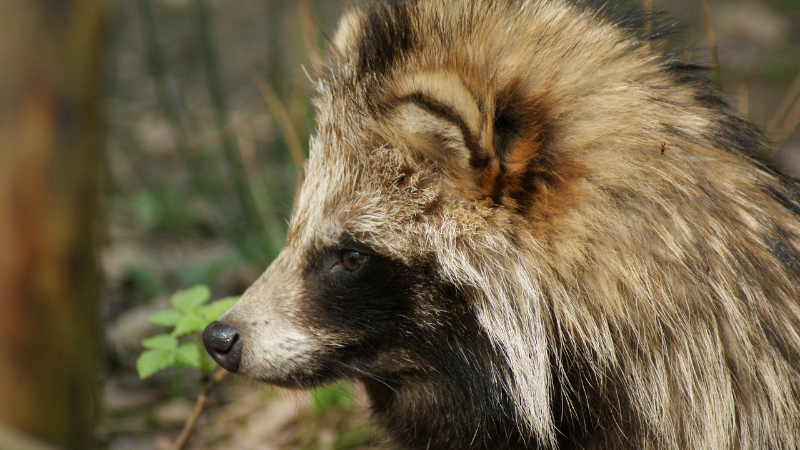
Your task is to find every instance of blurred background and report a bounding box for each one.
[0,0,798,449]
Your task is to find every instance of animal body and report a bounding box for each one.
[203,1,800,448]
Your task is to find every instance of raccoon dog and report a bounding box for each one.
[204,0,800,448]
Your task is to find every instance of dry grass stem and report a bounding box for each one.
[776,95,800,148]
[736,83,750,119]
[235,123,286,250]
[768,71,800,136]
[299,0,323,68]
[253,73,308,169]
[703,3,720,96]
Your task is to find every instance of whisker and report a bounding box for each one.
[332,360,399,395]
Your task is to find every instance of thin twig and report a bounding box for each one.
[171,369,230,450]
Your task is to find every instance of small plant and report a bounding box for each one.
[137,284,238,379]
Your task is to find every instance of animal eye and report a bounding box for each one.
[341,250,366,271]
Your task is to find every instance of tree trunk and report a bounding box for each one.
[0,1,106,448]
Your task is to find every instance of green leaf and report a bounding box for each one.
[171,285,211,311]
[149,309,183,327]
[176,342,204,369]
[172,315,208,337]
[142,334,178,351]
[200,297,239,322]
[137,349,177,379]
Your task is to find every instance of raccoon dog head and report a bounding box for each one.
[203,1,569,444]
[199,0,649,441]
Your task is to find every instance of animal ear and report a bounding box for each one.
[388,74,557,206]
[387,72,490,191]
[330,10,364,60]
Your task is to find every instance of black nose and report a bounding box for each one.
[202,321,242,372]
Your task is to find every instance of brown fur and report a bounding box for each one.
[210,1,800,448]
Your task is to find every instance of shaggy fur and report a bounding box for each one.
[209,1,800,448]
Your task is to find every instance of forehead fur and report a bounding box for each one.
[304,0,644,247]
[289,136,443,261]
[317,0,635,102]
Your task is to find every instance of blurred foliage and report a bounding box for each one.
[777,0,800,10]
[176,251,245,286]
[311,381,356,414]
[130,186,201,234]
[124,263,166,299]
[106,0,343,275]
